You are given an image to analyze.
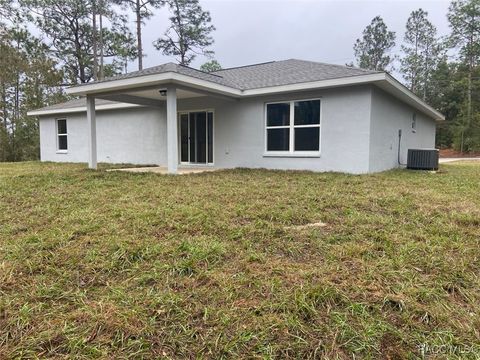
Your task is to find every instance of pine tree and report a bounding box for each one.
[354,16,396,71]
[200,59,221,72]
[447,0,480,151]
[400,9,443,100]
[113,0,165,71]
[0,0,13,19]
[0,26,63,161]
[154,0,215,66]
[22,0,137,84]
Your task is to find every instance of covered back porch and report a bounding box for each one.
[66,69,240,174]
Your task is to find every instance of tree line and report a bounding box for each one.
[0,0,216,161]
[353,0,480,152]
[0,0,478,162]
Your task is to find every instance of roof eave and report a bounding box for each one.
[27,102,142,116]
[66,71,243,98]
[381,73,445,121]
[240,73,386,96]
[240,73,444,121]
[59,70,444,122]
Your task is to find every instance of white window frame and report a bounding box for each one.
[412,113,417,133]
[264,98,321,157]
[56,118,68,153]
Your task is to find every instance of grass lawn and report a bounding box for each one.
[0,162,479,359]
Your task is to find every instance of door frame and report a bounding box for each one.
[178,108,215,166]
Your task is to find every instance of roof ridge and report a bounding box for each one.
[213,61,277,72]
[99,62,174,82]
[287,58,381,73]
[177,63,225,79]
[134,62,175,74]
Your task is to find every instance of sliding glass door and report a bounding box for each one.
[180,111,214,164]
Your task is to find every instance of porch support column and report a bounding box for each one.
[166,86,178,174]
[86,95,97,169]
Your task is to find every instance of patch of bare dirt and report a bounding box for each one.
[440,149,480,158]
[285,221,327,230]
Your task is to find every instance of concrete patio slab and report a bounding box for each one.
[108,166,217,175]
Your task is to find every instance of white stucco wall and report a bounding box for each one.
[368,87,437,173]
[39,107,166,165]
[178,86,373,174]
[38,84,437,174]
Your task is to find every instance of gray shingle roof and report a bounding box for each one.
[212,59,379,90]
[72,59,380,91]
[74,62,239,89]
[34,59,382,114]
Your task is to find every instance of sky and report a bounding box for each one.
[136,0,452,74]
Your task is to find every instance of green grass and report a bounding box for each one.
[0,161,479,359]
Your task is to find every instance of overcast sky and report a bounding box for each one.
[138,0,451,74]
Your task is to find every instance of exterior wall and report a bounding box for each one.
[369,87,436,172]
[39,107,166,165]
[38,84,437,174]
[178,86,373,174]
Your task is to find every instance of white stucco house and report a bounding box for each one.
[28,59,444,174]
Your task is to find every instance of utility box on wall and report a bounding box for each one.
[407,149,439,170]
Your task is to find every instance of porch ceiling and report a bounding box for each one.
[95,87,209,108]
[92,81,239,108]
[124,88,205,100]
